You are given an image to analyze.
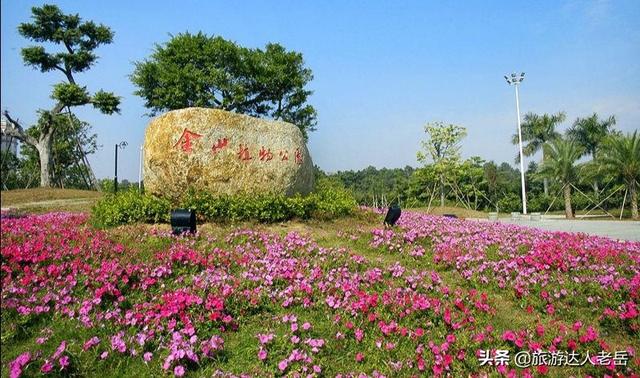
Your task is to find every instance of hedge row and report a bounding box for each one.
[91,180,357,227]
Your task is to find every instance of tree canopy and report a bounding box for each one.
[18,4,120,115]
[3,3,120,187]
[568,113,617,159]
[131,32,317,139]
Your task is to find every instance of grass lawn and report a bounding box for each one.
[407,206,487,219]
[0,188,102,213]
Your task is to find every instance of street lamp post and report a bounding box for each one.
[114,141,127,193]
[504,72,527,215]
[138,145,144,193]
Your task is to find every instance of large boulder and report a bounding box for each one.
[143,108,314,200]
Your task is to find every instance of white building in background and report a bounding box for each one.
[1,118,19,156]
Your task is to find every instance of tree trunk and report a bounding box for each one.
[563,184,574,219]
[543,178,549,196]
[440,176,445,207]
[630,180,638,220]
[592,152,599,198]
[36,133,54,188]
[542,150,549,196]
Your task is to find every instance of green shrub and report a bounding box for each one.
[90,180,356,227]
[91,189,171,227]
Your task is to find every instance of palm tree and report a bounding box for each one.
[538,137,584,219]
[599,131,640,219]
[567,113,616,195]
[512,112,565,196]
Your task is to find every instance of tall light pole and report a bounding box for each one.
[138,145,144,193]
[505,72,527,215]
[114,141,127,193]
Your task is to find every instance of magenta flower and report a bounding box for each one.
[9,352,31,378]
[59,356,70,369]
[41,360,53,373]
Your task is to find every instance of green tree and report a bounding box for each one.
[451,156,486,210]
[598,131,640,219]
[567,113,617,195]
[0,149,25,190]
[2,4,120,187]
[512,112,565,195]
[18,112,98,189]
[131,32,317,139]
[417,122,467,207]
[538,137,584,219]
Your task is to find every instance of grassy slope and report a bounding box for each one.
[409,206,487,219]
[0,188,102,213]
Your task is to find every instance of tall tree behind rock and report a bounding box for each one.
[539,137,584,219]
[567,113,617,196]
[19,112,98,189]
[511,112,564,196]
[417,122,467,207]
[131,32,317,139]
[2,4,120,187]
[599,131,640,219]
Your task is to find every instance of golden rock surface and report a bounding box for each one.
[143,108,314,200]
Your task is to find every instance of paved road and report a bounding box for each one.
[473,217,640,242]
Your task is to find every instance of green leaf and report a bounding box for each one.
[51,83,90,106]
[92,90,121,114]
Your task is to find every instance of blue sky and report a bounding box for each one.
[2,0,639,181]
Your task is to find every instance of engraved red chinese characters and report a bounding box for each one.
[259,146,274,161]
[173,128,203,153]
[238,144,252,161]
[211,138,229,154]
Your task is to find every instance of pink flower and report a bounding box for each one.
[258,348,267,361]
[83,336,100,351]
[10,352,31,378]
[355,352,364,362]
[572,321,583,332]
[546,304,555,315]
[59,356,70,369]
[278,359,288,371]
[302,322,312,331]
[257,333,274,345]
[52,341,67,359]
[100,351,109,360]
[502,330,516,342]
[174,365,185,377]
[41,360,53,373]
[143,352,153,362]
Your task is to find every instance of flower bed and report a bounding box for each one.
[1,211,638,377]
